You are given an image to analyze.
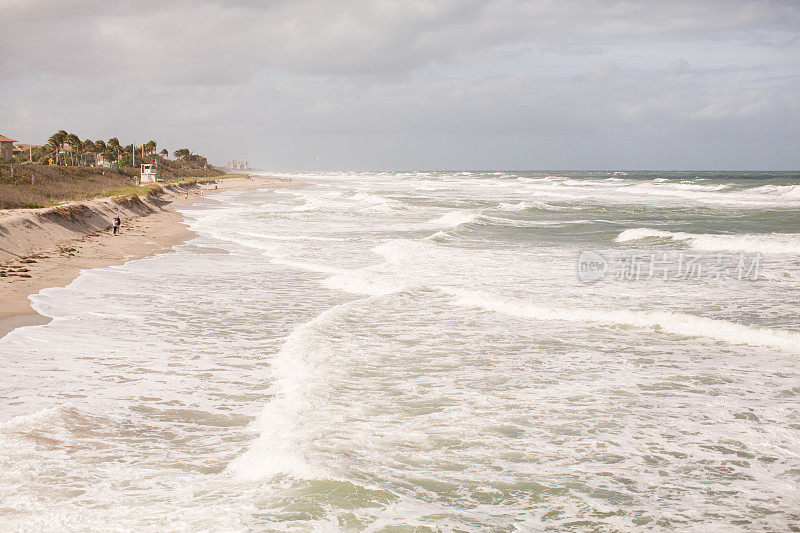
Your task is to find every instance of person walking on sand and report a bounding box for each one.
[112,216,121,236]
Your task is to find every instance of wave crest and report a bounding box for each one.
[448,290,800,351]
[616,228,800,254]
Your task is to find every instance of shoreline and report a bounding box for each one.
[0,175,300,339]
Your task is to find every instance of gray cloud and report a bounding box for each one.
[1,0,798,169]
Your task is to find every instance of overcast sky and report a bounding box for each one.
[2,0,798,170]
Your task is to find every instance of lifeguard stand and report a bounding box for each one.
[140,161,159,183]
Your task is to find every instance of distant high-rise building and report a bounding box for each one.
[226,160,249,170]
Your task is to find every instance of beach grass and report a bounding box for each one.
[0,165,245,209]
[105,174,248,201]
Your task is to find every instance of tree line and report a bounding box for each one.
[13,130,205,168]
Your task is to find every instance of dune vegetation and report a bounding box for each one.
[1,130,226,209]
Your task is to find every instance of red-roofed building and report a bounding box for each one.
[0,134,17,162]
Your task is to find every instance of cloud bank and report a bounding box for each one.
[2,0,798,169]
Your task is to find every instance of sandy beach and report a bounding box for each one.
[0,175,297,338]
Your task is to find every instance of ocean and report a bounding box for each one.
[1,171,799,531]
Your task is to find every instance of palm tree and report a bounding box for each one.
[143,140,157,155]
[66,133,81,165]
[47,131,67,164]
[123,144,134,167]
[108,137,121,162]
[159,148,168,157]
[56,130,68,164]
[83,139,96,165]
[47,137,59,164]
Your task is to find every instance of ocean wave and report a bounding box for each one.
[516,175,568,184]
[225,302,362,482]
[616,228,800,254]
[503,177,799,208]
[671,183,729,191]
[616,228,689,242]
[749,184,800,199]
[497,201,533,211]
[0,405,106,457]
[425,230,453,242]
[321,269,409,297]
[447,290,800,351]
[427,210,482,228]
[0,405,76,433]
[350,192,405,210]
[285,191,405,214]
[480,215,598,228]
[496,200,569,212]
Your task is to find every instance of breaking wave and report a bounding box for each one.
[616,228,800,254]
[448,290,800,351]
[427,211,482,228]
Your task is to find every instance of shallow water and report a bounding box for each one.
[1,171,799,531]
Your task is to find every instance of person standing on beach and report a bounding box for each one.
[112,216,121,236]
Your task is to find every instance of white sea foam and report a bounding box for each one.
[616,228,689,242]
[448,290,800,351]
[0,405,74,434]
[496,200,568,212]
[257,235,344,241]
[5,170,800,530]
[750,184,800,199]
[427,210,482,228]
[426,230,452,242]
[350,192,404,210]
[497,201,531,211]
[269,257,348,275]
[499,175,800,208]
[321,269,408,296]
[225,303,357,482]
[616,228,800,254]
[372,239,432,265]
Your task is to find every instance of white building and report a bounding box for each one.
[140,163,159,183]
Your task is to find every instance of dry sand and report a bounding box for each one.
[0,175,299,338]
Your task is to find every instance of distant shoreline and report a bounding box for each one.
[0,174,302,339]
